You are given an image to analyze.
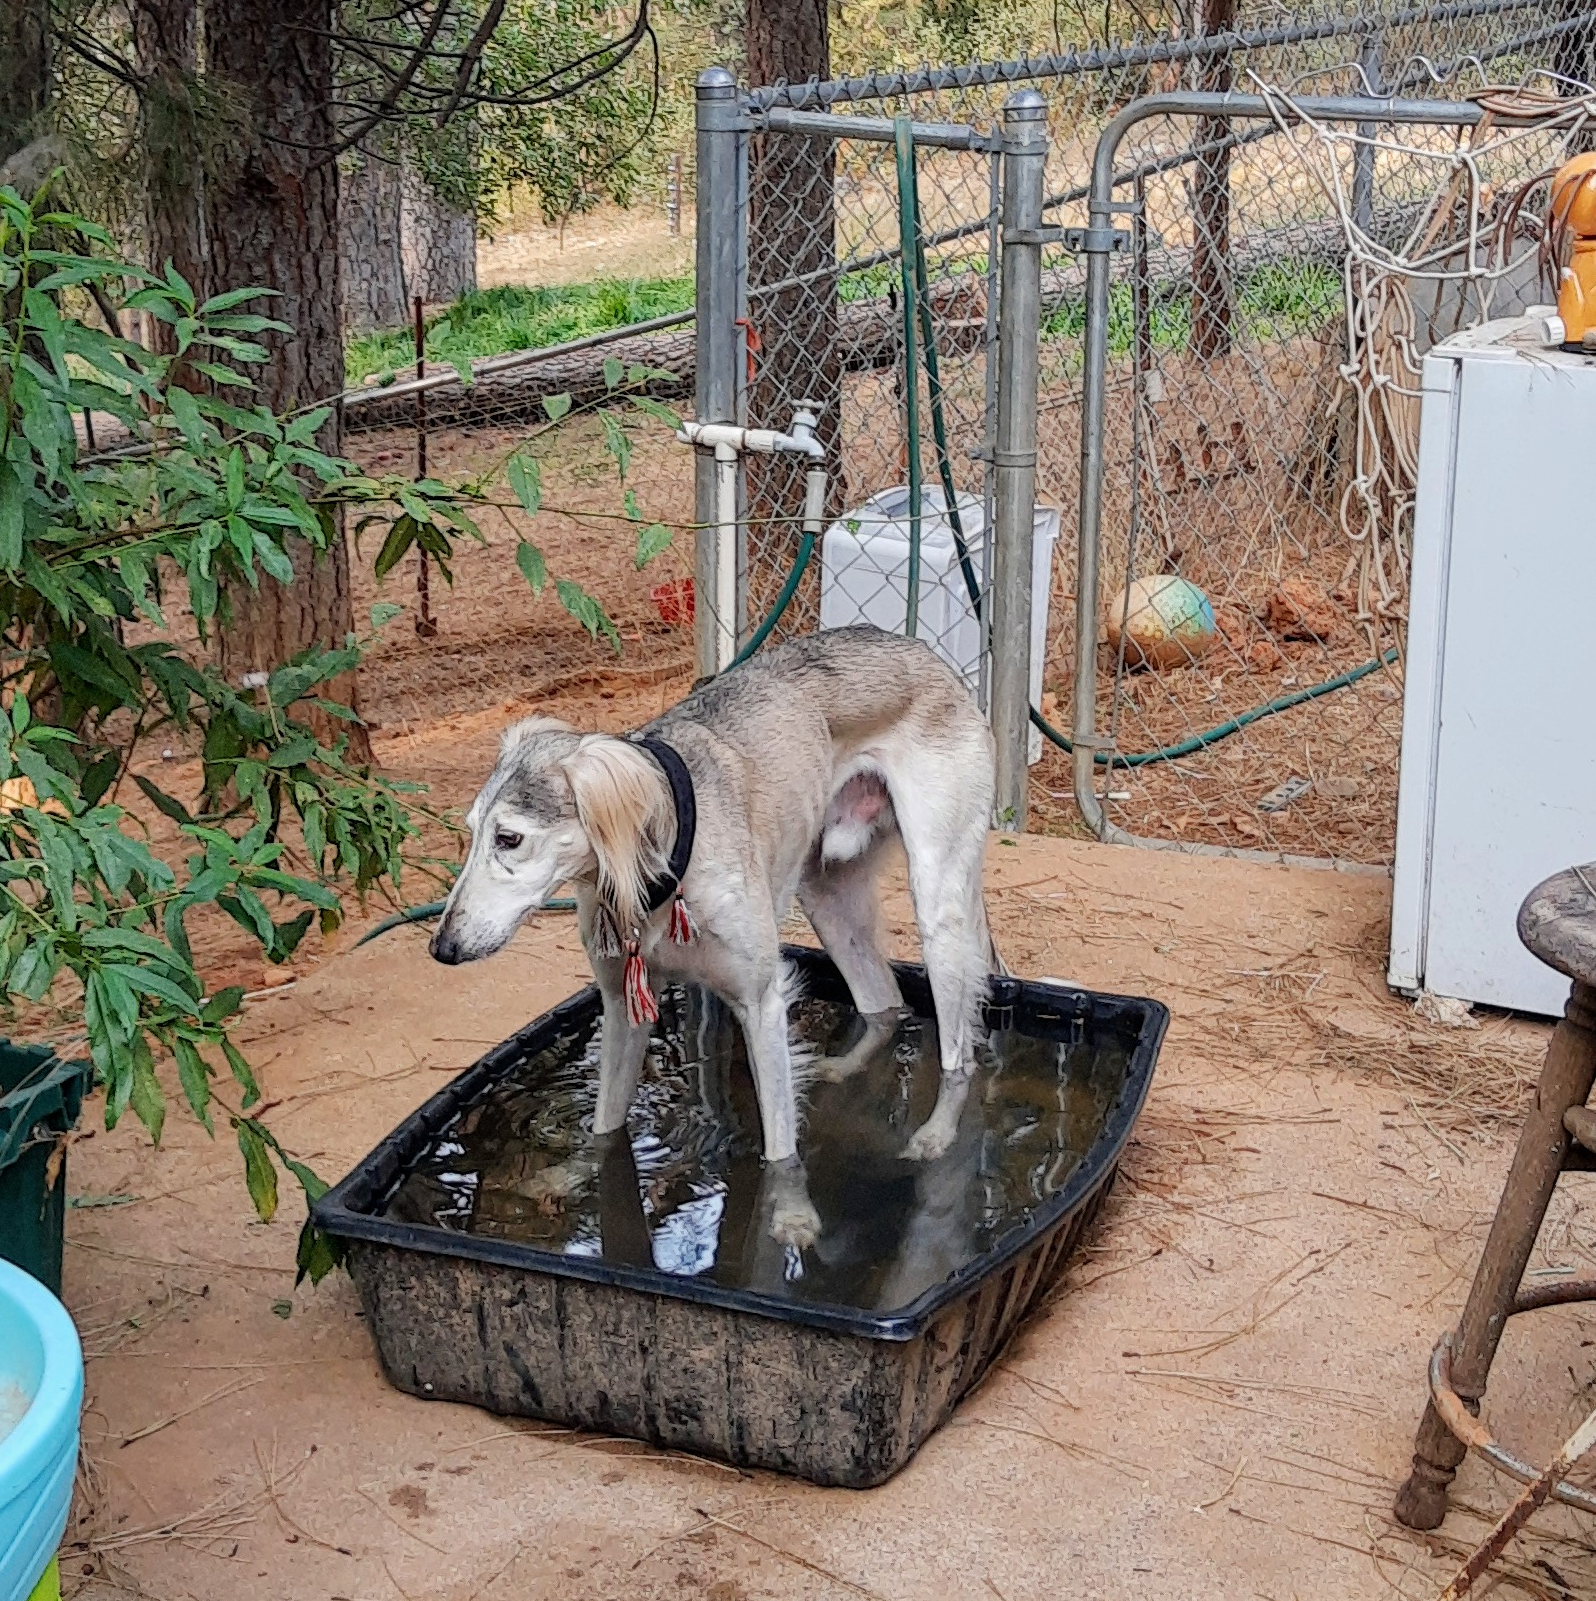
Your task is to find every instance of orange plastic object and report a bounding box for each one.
[1552,152,1596,349]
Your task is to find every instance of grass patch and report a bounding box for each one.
[1042,258,1342,355]
[346,278,695,385]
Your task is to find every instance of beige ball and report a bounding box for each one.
[1104,574,1217,671]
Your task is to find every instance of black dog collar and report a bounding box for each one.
[632,735,697,914]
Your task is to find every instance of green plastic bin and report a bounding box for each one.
[0,1043,93,1295]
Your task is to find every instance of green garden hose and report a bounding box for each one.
[731,527,819,667]
[1028,647,1400,766]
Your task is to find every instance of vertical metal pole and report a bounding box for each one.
[694,67,741,679]
[1073,124,1119,841]
[1353,31,1383,234]
[894,115,923,640]
[992,90,1047,833]
[978,151,1001,717]
[414,294,436,640]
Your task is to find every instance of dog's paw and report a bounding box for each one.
[515,1159,593,1205]
[902,1118,956,1163]
[769,1195,821,1252]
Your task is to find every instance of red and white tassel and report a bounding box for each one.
[668,891,694,945]
[623,937,658,1027]
[591,903,622,958]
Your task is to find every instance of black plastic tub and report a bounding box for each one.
[315,947,1167,1487]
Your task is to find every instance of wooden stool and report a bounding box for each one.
[1395,862,1596,1529]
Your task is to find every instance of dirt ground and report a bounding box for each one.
[50,694,1596,1601]
[477,202,694,291]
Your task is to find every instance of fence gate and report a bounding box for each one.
[692,73,1056,824]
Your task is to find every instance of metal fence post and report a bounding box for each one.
[695,67,742,680]
[991,89,1047,832]
[1353,31,1384,233]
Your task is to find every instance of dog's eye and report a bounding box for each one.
[494,829,524,853]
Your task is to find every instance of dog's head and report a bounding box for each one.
[430,717,675,965]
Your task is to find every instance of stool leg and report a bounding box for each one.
[1394,980,1596,1529]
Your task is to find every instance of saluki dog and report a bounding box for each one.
[430,625,1001,1246]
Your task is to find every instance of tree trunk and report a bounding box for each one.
[0,0,50,164]
[134,0,208,356]
[400,158,477,306]
[342,148,409,332]
[1190,0,1236,361]
[204,0,371,760]
[744,0,839,639]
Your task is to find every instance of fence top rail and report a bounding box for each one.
[753,106,999,151]
[741,0,1566,111]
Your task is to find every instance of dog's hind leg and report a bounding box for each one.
[886,748,994,1162]
[799,840,908,1082]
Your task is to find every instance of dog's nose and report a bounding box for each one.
[429,925,464,964]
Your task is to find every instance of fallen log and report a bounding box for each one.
[338,215,1387,437]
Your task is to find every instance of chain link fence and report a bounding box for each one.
[695,0,1596,866]
[339,310,701,735]
[327,0,1596,858]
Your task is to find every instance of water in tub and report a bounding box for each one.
[385,984,1132,1313]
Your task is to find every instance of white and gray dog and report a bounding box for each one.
[429,624,1000,1246]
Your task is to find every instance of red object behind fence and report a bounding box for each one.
[651,578,694,628]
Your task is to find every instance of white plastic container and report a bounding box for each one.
[818,486,1060,763]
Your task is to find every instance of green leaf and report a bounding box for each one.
[253,534,295,585]
[629,395,682,428]
[133,774,195,826]
[236,1120,278,1222]
[634,522,672,568]
[506,452,541,516]
[541,393,572,423]
[600,413,631,480]
[0,464,23,571]
[369,601,402,630]
[9,941,57,1002]
[267,909,314,964]
[602,356,624,389]
[106,962,202,1015]
[165,385,206,447]
[372,516,417,582]
[174,1038,214,1133]
[199,285,278,314]
[225,445,245,509]
[201,986,246,1025]
[129,1037,165,1143]
[222,1036,260,1107]
[515,541,547,595]
[296,1217,343,1285]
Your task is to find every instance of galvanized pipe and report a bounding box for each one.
[758,106,998,152]
[694,67,743,681]
[992,89,1048,833]
[1072,89,1485,840]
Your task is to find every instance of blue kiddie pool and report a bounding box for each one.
[0,1259,81,1601]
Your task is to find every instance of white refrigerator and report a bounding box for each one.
[1390,315,1596,1017]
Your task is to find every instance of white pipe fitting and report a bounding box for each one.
[678,405,826,669]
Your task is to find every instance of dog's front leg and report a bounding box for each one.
[593,957,653,1136]
[733,972,821,1251]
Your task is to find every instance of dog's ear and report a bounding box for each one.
[561,736,673,931]
[500,714,574,755]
